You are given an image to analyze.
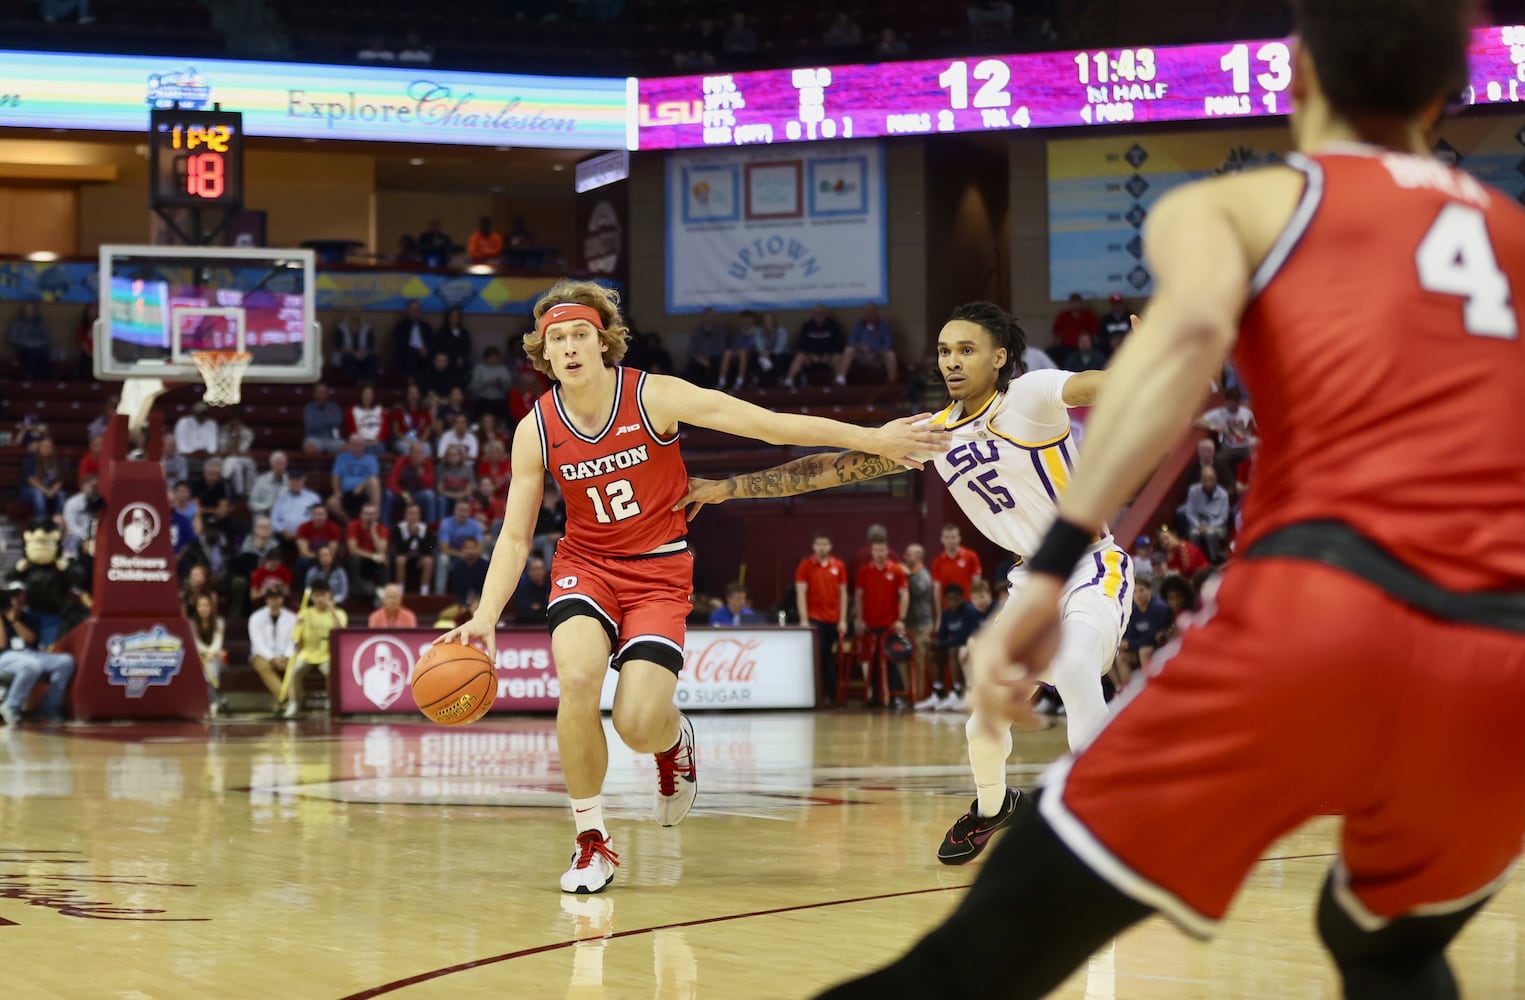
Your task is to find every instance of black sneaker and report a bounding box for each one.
[936,788,1021,865]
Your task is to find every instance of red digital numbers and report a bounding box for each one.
[183,153,225,199]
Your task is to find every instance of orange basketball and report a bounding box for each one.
[411,643,496,726]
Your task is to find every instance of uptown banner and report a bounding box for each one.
[0,50,628,149]
[333,627,815,715]
[665,140,886,313]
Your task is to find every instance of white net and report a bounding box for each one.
[191,351,254,406]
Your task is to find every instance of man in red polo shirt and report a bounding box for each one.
[795,532,848,705]
[1159,525,1209,581]
[930,523,982,624]
[346,502,391,605]
[855,539,909,707]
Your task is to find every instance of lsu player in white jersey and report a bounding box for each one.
[677,300,1133,864]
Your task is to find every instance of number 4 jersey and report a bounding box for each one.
[535,367,690,559]
[924,370,1114,563]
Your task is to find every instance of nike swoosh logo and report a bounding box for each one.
[575,807,595,813]
[552,440,567,449]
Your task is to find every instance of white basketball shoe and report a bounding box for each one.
[654,714,698,827]
[560,830,619,894]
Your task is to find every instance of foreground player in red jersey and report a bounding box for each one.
[439,280,943,894]
[823,1,1524,997]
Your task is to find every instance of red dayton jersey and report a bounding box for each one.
[535,367,689,558]
[1236,149,1525,592]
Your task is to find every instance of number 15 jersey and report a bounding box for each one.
[535,367,690,559]
[926,370,1113,562]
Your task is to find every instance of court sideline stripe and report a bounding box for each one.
[338,883,971,998]
[339,851,1335,998]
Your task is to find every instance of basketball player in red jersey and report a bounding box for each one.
[823,1,1524,997]
[439,280,944,894]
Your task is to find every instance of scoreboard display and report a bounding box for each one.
[635,25,1525,149]
[148,108,244,210]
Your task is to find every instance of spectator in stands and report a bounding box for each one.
[1158,524,1210,583]
[968,578,995,619]
[195,457,236,539]
[855,538,909,707]
[873,27,908,58]
[477,437,512,498]
[902,543,936,707]
[248,583,296,708]
[717,311,762,391]
[1157,575,1196,646]
[1131,533,1155,586]
[795,532,848,704]
[417,219,452,268]
[478,410,509,450]
[840,302,897,385]
[759,312,791,379]
[419,352,461,400]
[390,502,435,594]
[161,432,188,486]
[470,475,507,537]
[823,11,863,47]
[514,555,551,625]
[304,543,349,606]
[434,385,468,433]
[709,583,754,626]
[467,217,503,264]
[181,562,219,619]
[1117,580,1172,684]
[469,346,513,420]
[435,307,473,378]
[234,515,281,618]
[1187,437,1225,488]
[8,302,51,381]
[1064,332,1108,372]
[294,502,341,580]
[21,437,64,519]
[61,474,98,557]
[391,300,434,373]
[532,480,566,567]
[1196,387,1258,472]
[930,523,982,602]
[447,535,489,605]
[1051,292,1098,356]
[389,383,435,455]
[345,383,388,455]
[174,401,219,476]
[302,384,345,455]
[168,481,201,558]
[368,583,417,628]
[684,308,727,386]
[397,30,434,64]
[217,409,256,496]
[928,583,981,710]
[436,499,484,594]
[1182,466,1231,563]
[0,589,75,725]
[357,35,395,62]
[329,435,382,519]
[189,593,226,716]
[1099,293,1132,354]
[346,502,390,604]
[334,309,379,382]
[387,440,438,524]
[77,434,102,485]
[437,413,480,462]
[722,11,759,54]
[784,305,846,389]
[248,451,289,519]
[436,443,475,516]
[850,523,902,582]
[239,514,281,569]
[282,580,347,718]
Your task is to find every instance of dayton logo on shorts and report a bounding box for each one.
[104,626,185,698]
[350,635,416,710]
[559,445,650,481]
[555,575,578,589]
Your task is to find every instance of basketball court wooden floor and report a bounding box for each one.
[1,711,1520,999]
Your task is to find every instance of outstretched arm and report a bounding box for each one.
[674,449,908,520]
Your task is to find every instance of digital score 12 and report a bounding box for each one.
[148,108,244,210]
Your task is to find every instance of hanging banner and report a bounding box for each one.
[665,140,886,313]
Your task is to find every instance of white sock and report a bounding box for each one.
[570,795,606,836]
[1049,621,1111,752]
[966,712,1013,818]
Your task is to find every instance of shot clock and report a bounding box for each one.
[148,108,244,210]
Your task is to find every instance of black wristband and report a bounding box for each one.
[1028,518,1093,579]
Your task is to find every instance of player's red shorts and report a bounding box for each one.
[1039,557,1525,937]
[546,543,693,675]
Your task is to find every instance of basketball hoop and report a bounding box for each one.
[191,351,254,406]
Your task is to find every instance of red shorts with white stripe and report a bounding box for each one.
[546,543,693,675]
[1041,558,1524,936]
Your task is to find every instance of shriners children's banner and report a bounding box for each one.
[665,140,887,313]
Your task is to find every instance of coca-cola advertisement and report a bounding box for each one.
[331,627,814,716]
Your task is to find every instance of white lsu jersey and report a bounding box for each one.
[922,369,1116,564]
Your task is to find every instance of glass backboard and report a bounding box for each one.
[96,245,321,383]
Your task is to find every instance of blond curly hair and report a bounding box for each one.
[522,280,630,377]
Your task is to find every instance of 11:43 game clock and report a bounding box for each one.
[148,108,244,210]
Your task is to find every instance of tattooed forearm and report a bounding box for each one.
[727,451,904,499]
